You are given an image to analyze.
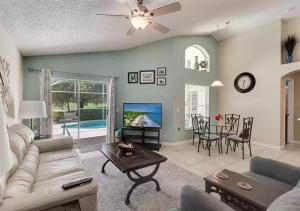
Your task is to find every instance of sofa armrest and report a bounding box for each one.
[0,181,98,211]
[33,136,74,153]
[250,156,300,186]
[180,185,234,211]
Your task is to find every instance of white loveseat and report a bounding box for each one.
[0,124,98,211]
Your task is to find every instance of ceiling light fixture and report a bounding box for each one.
[210,80,224,87]
[131,16,149,30]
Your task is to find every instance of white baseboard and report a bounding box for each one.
[252,141,285,150]
[161,139,192,146]
[293,140,300,144]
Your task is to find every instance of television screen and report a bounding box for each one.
[123,103,162,128]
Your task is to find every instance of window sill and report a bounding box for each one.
[185,128,193,131]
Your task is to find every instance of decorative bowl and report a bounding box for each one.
[118,143,134,153]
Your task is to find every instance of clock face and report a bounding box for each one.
[234,72,256,93]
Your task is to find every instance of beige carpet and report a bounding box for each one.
[82,155,204,211]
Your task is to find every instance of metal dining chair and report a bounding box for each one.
[191,114,203,145]
[226,117,254,159]
[197,116,222,156]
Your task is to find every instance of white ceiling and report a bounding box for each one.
[0,0,299,56]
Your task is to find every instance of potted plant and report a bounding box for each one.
[283,34,298,63]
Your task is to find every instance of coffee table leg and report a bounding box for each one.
[205,181,212,193]
[125,164,160,205]
[101,160,110,173]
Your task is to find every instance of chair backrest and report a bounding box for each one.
[191,114,202,133]
[225,114,240,134]
[241,117,254,140]
[197,116,211,135]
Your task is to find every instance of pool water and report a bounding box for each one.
[63,120,107,129]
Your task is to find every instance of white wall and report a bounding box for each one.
[0,29,23,125]
[219,20,283,147]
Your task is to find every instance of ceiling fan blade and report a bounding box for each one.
[148,2,181,16]
[150,20,170,34]
[96,14,129,18]
[126,26,137,36]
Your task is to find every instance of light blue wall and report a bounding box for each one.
[23,35,219,142]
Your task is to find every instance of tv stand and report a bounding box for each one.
[121,127,161,151]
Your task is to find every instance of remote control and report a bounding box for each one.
[62,177,93,190]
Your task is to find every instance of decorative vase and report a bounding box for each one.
[287,55,293,63]
[194,56,200,70]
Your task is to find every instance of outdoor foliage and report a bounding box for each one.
[52,80,107,112]
[53,108,107,123]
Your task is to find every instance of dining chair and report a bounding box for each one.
[224,114,240,135]
[191,114,201,145]
[197,116,222,156]
[226,117,254,159]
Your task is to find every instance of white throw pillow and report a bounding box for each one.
[9,124,34,146]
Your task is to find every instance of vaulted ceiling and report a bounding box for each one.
[0,0,299,56]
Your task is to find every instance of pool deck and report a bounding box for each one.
[53,122,107,140]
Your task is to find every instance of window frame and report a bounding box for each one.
[184,84,209,130]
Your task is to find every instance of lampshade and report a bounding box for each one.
[19,101,47,119]
[210,80,224,87]
[0,100,12,176]
[131,16,149,30]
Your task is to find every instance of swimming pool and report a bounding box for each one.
[62,120,107,129]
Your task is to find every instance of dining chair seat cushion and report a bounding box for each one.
[222,129,237,135]
[228,135,249,142]
[200,134,220,140]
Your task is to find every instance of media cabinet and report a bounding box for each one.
[121,127,161,151]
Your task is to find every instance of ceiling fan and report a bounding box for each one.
[96,0,181,36]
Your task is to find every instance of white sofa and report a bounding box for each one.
[0,124,98,211]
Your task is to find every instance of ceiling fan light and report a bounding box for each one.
[131,17,149,30]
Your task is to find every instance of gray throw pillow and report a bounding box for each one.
[267,188,300,211]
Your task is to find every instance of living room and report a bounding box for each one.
[1,0,300,211]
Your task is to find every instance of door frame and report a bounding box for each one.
[285,79,294,144]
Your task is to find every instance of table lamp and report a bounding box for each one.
[19,101,47,130]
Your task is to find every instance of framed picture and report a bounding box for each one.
[140,70,155,84]
[157,77,166,86]
[128,72,138,83]
[157,67,166,76]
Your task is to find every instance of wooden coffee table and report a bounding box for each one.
[204,169,286,211]
[98,143,167,205]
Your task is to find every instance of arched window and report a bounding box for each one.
[185,45,210,72]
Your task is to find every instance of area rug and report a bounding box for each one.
[82,155,205,211]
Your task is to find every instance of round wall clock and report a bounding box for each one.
[234,72,256,93]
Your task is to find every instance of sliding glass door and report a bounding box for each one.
[51,78,108,148]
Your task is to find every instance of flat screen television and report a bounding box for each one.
[123,103,162,128]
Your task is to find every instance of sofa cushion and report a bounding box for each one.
[19,145,39,178]
[9,124,34,146]
[8,152,19,178]
[267,188,300,211]
[243,171,293,192]
[293,180,300,190]
[36,157,84,182]
[4,168,34,199]
[8,132,27,163]
[33,171,87,192]
[250,156,300,186]
[39,149,78,164]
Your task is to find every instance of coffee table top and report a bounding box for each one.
[98,143,167,173]
[204,169,286,209]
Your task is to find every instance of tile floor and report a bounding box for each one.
[158,140,300,178]
[79,140,300,179]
